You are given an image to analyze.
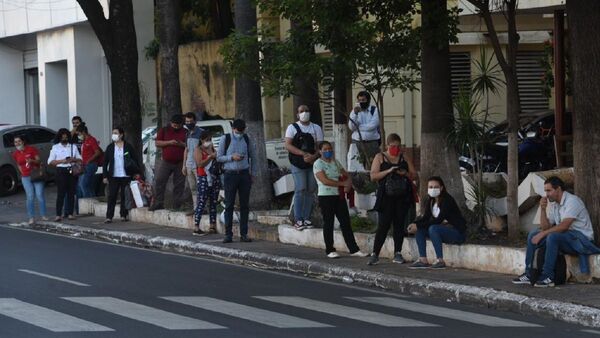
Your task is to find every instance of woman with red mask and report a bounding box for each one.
[367,133,416,265]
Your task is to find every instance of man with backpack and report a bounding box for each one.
[512,176,600,287]
[217,119,257,243]
[347,91,381,172]
[285,105,324,231]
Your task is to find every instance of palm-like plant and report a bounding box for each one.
[472,47,505,128]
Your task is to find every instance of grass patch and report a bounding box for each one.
[351,215,377,233]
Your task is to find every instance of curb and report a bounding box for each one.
[8,221,600,329]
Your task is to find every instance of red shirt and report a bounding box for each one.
[12,146,39,177]
[81,135,101,165]
[156,126,186,164]
[196,150,209,177]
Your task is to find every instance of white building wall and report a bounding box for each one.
[133,0,158,129]
[0,43,26,124]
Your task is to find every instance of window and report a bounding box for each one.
[450,52,472,98]
[30,129,56,144]
[516,51,549,113]
[2,132,16,148]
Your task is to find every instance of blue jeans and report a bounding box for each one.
[416,224,466,259]
[223,170,252,239]
[525,229,578,280]
[291,165,317,222]
[21,176,47,218]
[79,163,98,197]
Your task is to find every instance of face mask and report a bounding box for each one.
[359,102,369,110]
[185,123,196,130]
[299,112,310,123]
[15,145,24,151]
[202,141,212,148]
[78,135,84,141]
[111,134,120,142]
[233,132,244,139]
[322,150,333,159]
[428,188,441,198]
[388,145,400,157]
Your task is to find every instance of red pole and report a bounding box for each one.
[554,9,565,166]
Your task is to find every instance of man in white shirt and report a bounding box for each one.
[347,91,381,172]
[48,128,82,221]
[285,105,324,230]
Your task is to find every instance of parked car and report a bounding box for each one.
[0,125,57,196]
[142,119,288,184]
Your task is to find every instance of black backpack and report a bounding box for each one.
[529,246,567,285]
[288,123,316,169]
[209,133,249,176]
[382,154,410,198]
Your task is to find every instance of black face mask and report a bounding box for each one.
[185,123,196,130]
[359,102,369,110]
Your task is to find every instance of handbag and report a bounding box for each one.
[30,163,46,182]
[70,145,84,176]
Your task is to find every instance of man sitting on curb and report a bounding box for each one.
[512,176,600,287]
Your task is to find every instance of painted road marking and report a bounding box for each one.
[18,269,90,287]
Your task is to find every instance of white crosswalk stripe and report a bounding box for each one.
[347,297,541,327]
[0,298,113,332]
[63,297,225,330]
[163,296,332,328]
[255,296,438,327]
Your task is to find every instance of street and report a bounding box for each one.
[0,226,597,338]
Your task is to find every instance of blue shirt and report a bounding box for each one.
[216,134,258,174]
[185,126,203,168]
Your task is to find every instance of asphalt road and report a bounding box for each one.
[0,226,598,338]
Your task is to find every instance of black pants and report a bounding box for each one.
[106,177,131,220]
[223,170,252,238]
[372,199,410,256]
[318,195,360,254]
[55,168,77,217]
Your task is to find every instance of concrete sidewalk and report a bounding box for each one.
[3,213,600,328]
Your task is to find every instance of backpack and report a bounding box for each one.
[210,133,250,176]
[529,246,567,285]
[382,154,410,198]
[288,123,316,169]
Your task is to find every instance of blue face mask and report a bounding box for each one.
[233,131,244,139]
[322,150,333,159]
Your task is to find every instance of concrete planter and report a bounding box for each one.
[273,174,295,196]
[354,192,376,210]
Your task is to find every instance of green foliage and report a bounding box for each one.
[350,172,378,194]
[472,47,504,99]
[144,38,160,61]
[447,87,487,154]
[465,179,496,228]
[351,215,377,233]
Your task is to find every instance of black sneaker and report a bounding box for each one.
[409,261,430,269]
[392,252,405,264]
[293,221,305,231]
[192,229,206,236]
[512,273,531,285]
[303,220,314,229]
[222,237,233,243]
[534,277,555,288]
[430,261,446,269]
[367,255,379,266]
[240,236,252,243]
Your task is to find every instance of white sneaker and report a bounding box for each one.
[351,251,369,257]
[327,252,341,259]
[28,218,35,225]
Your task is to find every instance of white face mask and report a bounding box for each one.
[111,134,120,142]
[428,188,441,198]
[203,141,212,148]
[15,145,24,151]
[299,112,310,123]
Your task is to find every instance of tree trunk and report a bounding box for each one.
[291,20,322,126]
[420,0,466,211]
[211,0,235,39]
[235,0,271,209]
[157,0,182,128]
[76,0,142,159]
[568,0,600,244]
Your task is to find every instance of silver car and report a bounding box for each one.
[0,124,57,196]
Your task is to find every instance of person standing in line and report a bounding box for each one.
[48,128,82,221]
[12,134,47,224]
[285,104,323,231]
[367,133,416,266]
[149,114,187,211]
[192,131,220,236]
[69,116,84,214]
[217,119,257,243]
[102,127,141,223]
[313,141,369,259]
[76,124,102,197]
[347,90,381,173]
[182,112,204,209]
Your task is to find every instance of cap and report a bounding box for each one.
[232,119,246,131]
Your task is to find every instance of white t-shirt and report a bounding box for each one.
[113,145,127,177]
[285,122,324,143]
[432,203,441,218]
[47,143,82,168]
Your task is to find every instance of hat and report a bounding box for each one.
[232,119,246,131]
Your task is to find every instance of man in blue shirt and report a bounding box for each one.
[217,119,258,243]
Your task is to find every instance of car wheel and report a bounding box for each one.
[0,166,19,196]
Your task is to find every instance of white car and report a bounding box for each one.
[142,119,288,183]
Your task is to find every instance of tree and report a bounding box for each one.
[76,0,142,157]
[467,0,521,240]
[156,0,183,127]
[234,0,272,209]
[420,0,466,210]
[567,0,600,244]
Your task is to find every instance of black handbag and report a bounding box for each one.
[70,145,84,176]
[30,164,47,182]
